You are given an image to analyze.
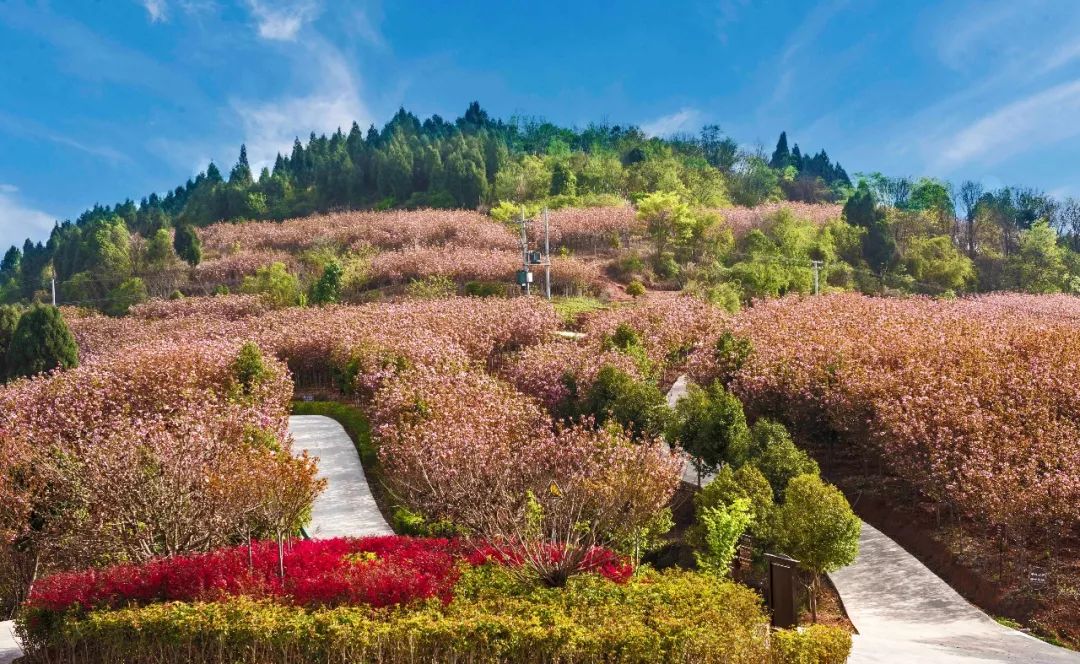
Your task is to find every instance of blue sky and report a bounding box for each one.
[2,0,1080,250]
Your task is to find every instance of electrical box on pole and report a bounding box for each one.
[516,207,552,300]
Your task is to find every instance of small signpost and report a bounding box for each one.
[765,553,800,629]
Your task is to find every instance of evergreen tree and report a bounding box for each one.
[0,246,20,280]
[310,260,343,305]
[843,181,878,228]
[0,304,20,380]
[863,217,898,277]
[205,162,224,184]
[5,304,78,379]
[769,131,791,169]
[173,224,202,266]
[229,144,254,186]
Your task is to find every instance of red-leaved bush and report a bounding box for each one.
[467,544,634,584]
[28,537,461,612]
[27,536,635,616]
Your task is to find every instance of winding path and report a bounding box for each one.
[288,415,392,538]
[833,523,1080,663]
[666,375,1080,663]
[0,415,390,664]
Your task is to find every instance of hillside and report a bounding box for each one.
[2,104,1079,316]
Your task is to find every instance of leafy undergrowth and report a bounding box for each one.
[20,564,851,664]
[24,536,635,617]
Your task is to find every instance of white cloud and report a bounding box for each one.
[140,0,168,22]
[245,0,321,41]
[231,40,371,169]
[640,108,702,137]
[0,185,56,250]
[935,79,1080,171]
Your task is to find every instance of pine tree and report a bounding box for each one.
[0,246,20,280]
[769,132,791,169]
[229,144,254,186]
[843,182,878,228]
[173,224,202,266]
[5,304,78,379]
[205,162,223,183]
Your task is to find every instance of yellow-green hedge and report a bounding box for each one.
[770,624,853,664]
[21,568,851,663]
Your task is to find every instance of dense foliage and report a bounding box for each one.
[20,566,851,664]
[0,340,322,615]
[5,102,1079,313]
[689,292,1080,542]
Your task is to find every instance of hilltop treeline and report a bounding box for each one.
[2,102,1079,309]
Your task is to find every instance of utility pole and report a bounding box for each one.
[543,208,551,300]
[519,206,531,296]
[810,260,822,295]
[51,277,56,306]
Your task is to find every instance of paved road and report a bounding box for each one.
[832,522,1080,663]
[289,415,393,538]
[0,621,19,664]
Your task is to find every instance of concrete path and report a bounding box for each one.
[0,621,20,664]
[289,415,392,538]
[832,522,1080,663]
[665,375,716,486]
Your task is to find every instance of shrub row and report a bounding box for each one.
[21,569,851,664]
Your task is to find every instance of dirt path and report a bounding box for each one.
[832,522,1080,663]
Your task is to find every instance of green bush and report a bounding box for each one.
[406,275,456,299]
[463,280,506,297]
[22,569,783,664]
[749,419,819,500]
[580,364,668,438]
[231,342,268,396]
[770,624,853,664]
[4,304,78,380]
[625,279,646,297]
[667,380,750,472]
[240,262,301,308]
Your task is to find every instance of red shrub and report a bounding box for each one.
[466,543,633,584]
[28,537,460,612]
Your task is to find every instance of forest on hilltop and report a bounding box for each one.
[2,102,1079,312]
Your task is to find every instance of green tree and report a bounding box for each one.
[5,304,79,380]
[174,225,202,266]
[842,181,879,229]
[773,474,861,622]
[1007,220,1066,293]
[550,161,577,197]
[863,217,897,277]
[749,419,819,499]
[667,380,750,473]
[0,305,21,380]
[232,341,269,396]
[311,260,344,305]
[106,277,148,316]
[769,131,792,170]
[695,464,774,543]
[240,262,301,308]
[145,228,176,266]
[696,497,752,575]
[904,236,974,293]
[581,365,668,438]
[636,191,693,262]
